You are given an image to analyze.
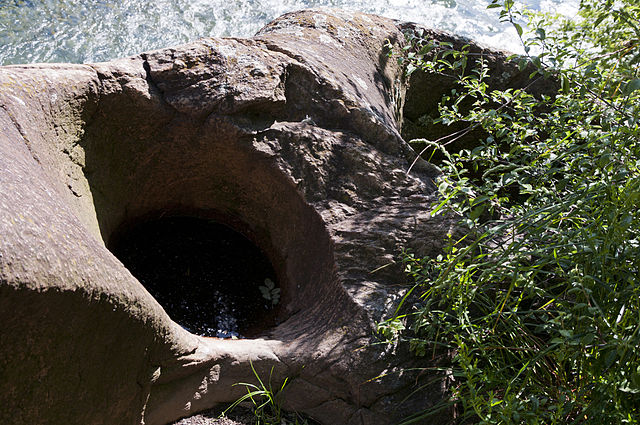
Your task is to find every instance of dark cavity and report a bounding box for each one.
[110,216,279,338]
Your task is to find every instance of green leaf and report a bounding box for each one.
[561,74,570,94]
[623,79,640,96]
[604,349,617,369]
[418,42,435,56]
[514,23,523,37]
[593,13,607,27]
[469,205,485,220]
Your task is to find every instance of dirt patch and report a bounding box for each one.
[170,407,253,425]
[170,406,320,425]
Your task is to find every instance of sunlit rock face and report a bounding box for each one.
[0,8,532,425]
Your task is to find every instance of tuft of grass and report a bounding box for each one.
[222,361,312,425]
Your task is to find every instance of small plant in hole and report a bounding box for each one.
[259,278,280,306]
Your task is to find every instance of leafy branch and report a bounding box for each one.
[382,1,640,423]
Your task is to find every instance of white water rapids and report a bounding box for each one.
[0,0,578,65]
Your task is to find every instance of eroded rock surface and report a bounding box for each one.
[0,9,526,425]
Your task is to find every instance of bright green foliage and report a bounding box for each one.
[381,1,640,423]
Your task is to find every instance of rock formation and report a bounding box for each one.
[0,9,535,425]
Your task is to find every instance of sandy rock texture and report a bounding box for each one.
[0,8,535,425]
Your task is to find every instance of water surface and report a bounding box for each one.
[0,0,577,65]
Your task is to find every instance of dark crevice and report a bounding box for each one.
[140,54,155,89]
[139,53,181,115]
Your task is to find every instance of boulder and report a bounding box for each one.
[0,9,527,425]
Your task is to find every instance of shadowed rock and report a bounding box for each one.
[0,9,531,425]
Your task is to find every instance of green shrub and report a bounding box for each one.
[381,1,640,423]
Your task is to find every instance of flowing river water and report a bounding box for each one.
[1,0,578,65]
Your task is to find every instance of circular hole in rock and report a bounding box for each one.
[109,216,280,338]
